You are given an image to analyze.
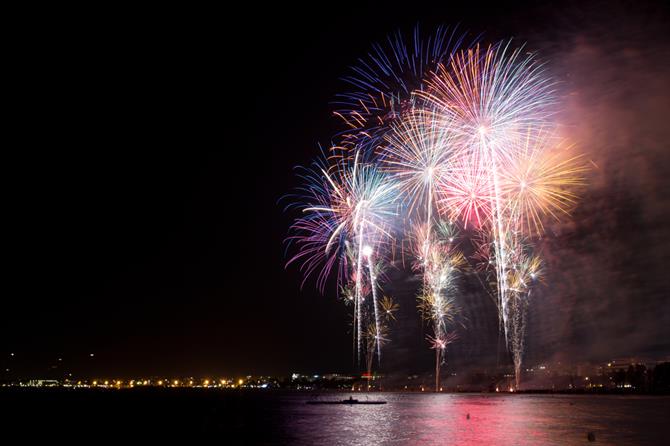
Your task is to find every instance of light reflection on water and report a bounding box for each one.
[278,393,669,445]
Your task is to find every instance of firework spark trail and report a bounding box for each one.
[347,155,398,362]
[437,151,493,228]
[355,220,365,363]
[365,248,383,361]
[504,238,542,388]
[285,155,350,292]
[499,129,589,236]
[416,43,558,147]
[381,109,457,219]
[413,221,463,391]
[478,129,512,343]
[335,26,470,152]
[381,108,464,385]
[286,149,397,363]
[381,110,454,338]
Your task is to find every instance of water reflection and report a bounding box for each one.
[282,393,668,445]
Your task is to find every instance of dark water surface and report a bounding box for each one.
[1,389,668,444]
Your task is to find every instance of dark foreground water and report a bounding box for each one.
[1,389,668,444]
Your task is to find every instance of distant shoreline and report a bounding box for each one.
[1,387,668,396]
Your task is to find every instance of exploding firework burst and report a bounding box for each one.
[499,129,588,236]
[437,152,495,228]
[287,28,587,386]
[417,42,557,150]
[380,109,458,220]
[335,26,470,152]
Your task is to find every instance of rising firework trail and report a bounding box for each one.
[413,220,464,391]
[504,238,542,388]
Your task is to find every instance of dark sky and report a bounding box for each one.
[3,1,669,378]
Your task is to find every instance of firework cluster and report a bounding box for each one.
[286,27,586,389]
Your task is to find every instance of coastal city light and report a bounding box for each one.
[4,358,667,393]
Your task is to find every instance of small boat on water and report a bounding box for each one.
[306,396,386,405]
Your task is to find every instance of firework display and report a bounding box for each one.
[286,27,586,389]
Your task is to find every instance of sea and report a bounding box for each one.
[1,389,668,444]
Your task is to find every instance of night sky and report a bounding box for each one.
[3,1,669,379]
